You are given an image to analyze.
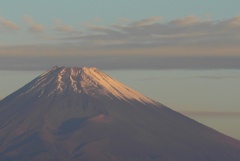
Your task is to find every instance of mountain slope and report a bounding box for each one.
[0,66,240,161]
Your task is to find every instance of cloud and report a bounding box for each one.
[220,16,240,27]
[1,16,240,71]
[94,17,103,22]
[23,16,44,32]
[29,25,44,32]
[169,15,200,26]
[53,19,75,33]
[1,15,240,44]
[180,110,240,117]
[87,25,114,32]
[85,25,126,43]
[118,17,130,23]
[229,16,240,26]
[131,16,161,27]
[1,45,240,71]
[140,75,240,81]
[191,75,240,80]
[55,25,75,32]
[0,16,19,31]
[61,16,240,54]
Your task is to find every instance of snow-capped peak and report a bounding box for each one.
[21,66,157,105]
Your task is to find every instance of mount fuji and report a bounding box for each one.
[0,66,240,161]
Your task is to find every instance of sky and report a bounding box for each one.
[0,0,240,139]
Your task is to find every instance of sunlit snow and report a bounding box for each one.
[20,66,158,105]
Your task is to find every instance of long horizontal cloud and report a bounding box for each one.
[1,46,240,71]
[180,110,240,118]
[1,16,240,70]
[53,19,76,33]
[131,16,162,27]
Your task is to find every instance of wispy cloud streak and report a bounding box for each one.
[131,16,162,27]
[181,110,240,117]
[53,19,76,33]
[23,16,44,32]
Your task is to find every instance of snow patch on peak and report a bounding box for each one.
[56,74,64,92]
[70,68,79,76]
[19,66,158,105]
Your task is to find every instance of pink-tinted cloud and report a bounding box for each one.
[221,16,240,27]
[53,19,75,33]
[23,16,44,32]
[169,15,200,26]
[131,16,161,27]
[55,25,75,32]
[0,16,19,30]
[61,16,240,57]
[87,25,109,32]
[118,17,130,23]
[29,25,44,32]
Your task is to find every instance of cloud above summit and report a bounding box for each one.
[1,15,240,70]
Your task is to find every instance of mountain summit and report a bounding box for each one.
[14,66,157,105]
[0,66,240,161]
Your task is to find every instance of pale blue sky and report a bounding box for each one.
[1,0,240,22]
[0,0,240,139]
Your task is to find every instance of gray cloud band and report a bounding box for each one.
[1,54,240,71]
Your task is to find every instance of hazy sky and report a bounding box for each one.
[0,1,240,139]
